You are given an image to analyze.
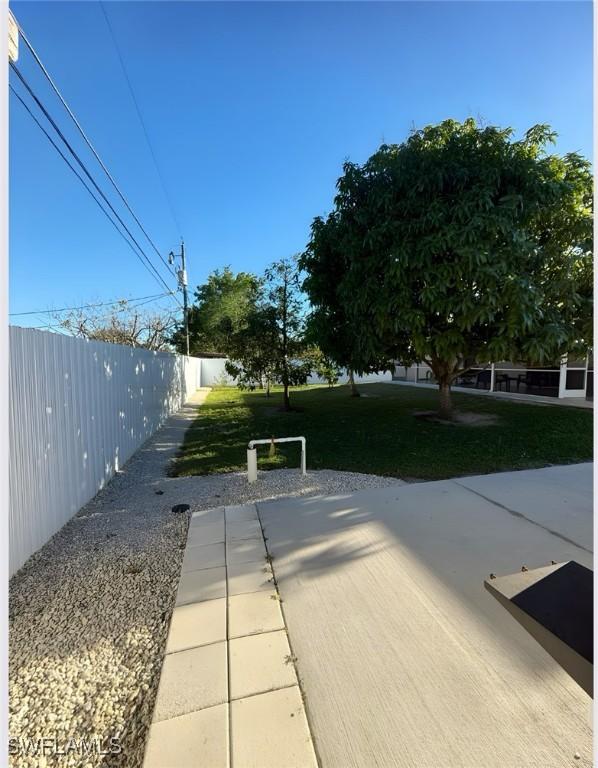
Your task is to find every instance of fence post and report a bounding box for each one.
[584,353,589,395]
[558,355,568,399]
[490,363,495,392]
[247,448,257,483]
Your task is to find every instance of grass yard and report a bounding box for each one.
[172,383,593,481]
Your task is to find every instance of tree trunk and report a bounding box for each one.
[266,378,271,398]
[438,380,453,421]
[348,369,360,397]
[283,382,291,411]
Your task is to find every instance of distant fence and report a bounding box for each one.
[185,358,393,388]
[194,359,392,387]
[307,369,393,385]
[9,326,205,576]
[198,357,235,386]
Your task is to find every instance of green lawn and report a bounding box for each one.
[171,384,592,481]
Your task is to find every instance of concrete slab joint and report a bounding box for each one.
[143,502,318,768]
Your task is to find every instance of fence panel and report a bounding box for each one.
[308,369,392,385]
[9,327,202,575]
[200,357,235,386]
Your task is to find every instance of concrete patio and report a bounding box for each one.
[257,463,593,768]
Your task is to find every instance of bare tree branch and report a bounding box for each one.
[53,300,177,351]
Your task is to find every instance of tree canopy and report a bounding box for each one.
[172,267,261,356]
[263,257,311,409]
[301,208,392,396]
[190,260,310,409]
[302,118,593,417]
[224,305,280,394]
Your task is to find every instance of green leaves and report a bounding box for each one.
[172,267,262,356]
[302,118,593,393]
[223,257,312,405]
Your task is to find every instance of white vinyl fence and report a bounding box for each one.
[9,326,203,575]
[195,359,392,387]
[185,358,392,388]
[198,357,235,386]
[307,369,393,385]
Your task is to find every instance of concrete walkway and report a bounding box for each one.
[143,502,317,768]
[258,464,593,768]
[126,387,212,481]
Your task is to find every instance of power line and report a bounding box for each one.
[10,62,176,297]
[9,82,182,307]
[25,294,179,330]
[62,292,176,319]
[9,83,170,297]
[9,64,183,308]
[100,2,183,238]
[10,291,171,317]
[14,15,179,279]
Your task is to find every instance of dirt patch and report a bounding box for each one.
[413,410,499,427]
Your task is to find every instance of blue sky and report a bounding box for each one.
[9,1,593,325]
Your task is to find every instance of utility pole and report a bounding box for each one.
[180,240,190,357]
[169,240,190,356]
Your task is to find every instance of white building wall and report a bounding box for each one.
[194,357,392,388]
[199,357,236,386]
[307,369,393,385]
[9,326,202,575]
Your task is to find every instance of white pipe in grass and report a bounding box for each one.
[247,436,307,483]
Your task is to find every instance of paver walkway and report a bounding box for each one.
[258,463,593,768]
[143,503,317,768]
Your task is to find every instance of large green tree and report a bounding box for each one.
[171,267,261,356]
[303,119,593,419]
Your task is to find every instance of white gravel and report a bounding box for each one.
[9,396,403,768]
[164,466,403,507]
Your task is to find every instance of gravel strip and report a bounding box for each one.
[9,396,403,768]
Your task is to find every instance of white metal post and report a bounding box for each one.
[247,448,257,483]
[490,363,495,392]
[558,355,568,399]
